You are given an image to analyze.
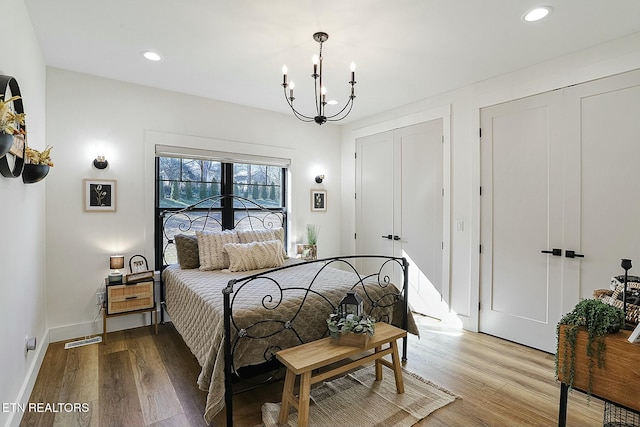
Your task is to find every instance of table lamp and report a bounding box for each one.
[109,255,125,284]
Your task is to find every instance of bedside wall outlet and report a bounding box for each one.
[96,291,105,306]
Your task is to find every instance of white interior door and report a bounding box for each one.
[480,68,640,353]
[355,130,395,274]
[563,69,640,302]
[480,90,564,353]
[356,120,446,320]
[397,121,445,317]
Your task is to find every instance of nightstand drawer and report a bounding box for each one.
[106,281,154,314]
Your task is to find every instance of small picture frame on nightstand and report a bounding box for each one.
[124,270,153,285]
[129,254,149,273]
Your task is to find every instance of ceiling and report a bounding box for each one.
[24,0,640,124]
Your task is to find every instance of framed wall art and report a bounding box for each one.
[83,179,117,212]
[311,189,327,212]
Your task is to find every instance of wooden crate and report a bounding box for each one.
[557,324,640,412]
[332,332,370,348]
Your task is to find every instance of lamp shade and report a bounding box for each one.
[110,255,125,270]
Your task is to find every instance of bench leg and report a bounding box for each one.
[374,345,383,381]
[278,369,296,424]
[391,340,405,394]
[297,371,312,427]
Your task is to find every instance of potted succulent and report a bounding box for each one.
[297,224,320,260]
[555,298,625,398]
[0,95,26,157]
[23,146,54,183]
[327,313,376,348]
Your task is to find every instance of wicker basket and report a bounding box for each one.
[597,276,640,325]
[604,401,640,427]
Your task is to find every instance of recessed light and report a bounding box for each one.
[142,51,162,61]
[522,6,552,22]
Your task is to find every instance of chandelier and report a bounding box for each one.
[281,32,356,125]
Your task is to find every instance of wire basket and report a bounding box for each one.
[604,402,640,427]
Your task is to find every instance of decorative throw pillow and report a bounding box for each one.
[174,234,200,269]
[237,227,288,258]
[196,230,239,270]
[223,240,285,272]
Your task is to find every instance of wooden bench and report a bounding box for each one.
[275,322,407,427]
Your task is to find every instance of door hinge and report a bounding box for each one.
[442,135,444,144]
[478,302,481,311]
[354,233,357,239]
[442,188,444,197]
[354,152,357,159]
[479,244,482,253]
[441,241,444,249]
[354,192,357,199]
[479,128,482,138]
[479,186,482,196]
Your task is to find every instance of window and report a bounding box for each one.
[155,154,287,266]
[158,157,222,207]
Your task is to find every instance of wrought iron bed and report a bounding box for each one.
[157,195,411,426]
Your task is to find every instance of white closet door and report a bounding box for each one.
[397,120,445,317]
[480,90,564,353]
[563,69,640,303]
[356,130,395,275]
[480,69,640,352]
[356,120,446,319]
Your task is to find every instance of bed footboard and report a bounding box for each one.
[222,255,410,427]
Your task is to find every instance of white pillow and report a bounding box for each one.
[223,240,285,272]
[237,227,287,258]
[196,230,239,270]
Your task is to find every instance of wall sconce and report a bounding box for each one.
[109,255,124,284]
[315,174,325,184]
[93,156,109,169]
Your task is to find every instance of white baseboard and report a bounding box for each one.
[4,304,165,426]
[6,329,50,427]
[49,311,156,343]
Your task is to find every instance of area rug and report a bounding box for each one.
[262,366,459,427]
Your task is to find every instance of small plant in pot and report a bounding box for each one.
[327,313,376,338]
[25,146,54,167]
[555,298,625,398]
[0,94,26,157]
[327,313,376,347]
[23,146,54,183]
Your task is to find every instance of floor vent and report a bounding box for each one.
[64,336,102,349]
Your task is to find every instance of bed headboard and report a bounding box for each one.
[156,194,286,270]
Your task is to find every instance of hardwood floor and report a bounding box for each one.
[21,317,604,426]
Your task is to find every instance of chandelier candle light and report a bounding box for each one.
[281,32,356,125]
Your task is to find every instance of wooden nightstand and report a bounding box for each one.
[103,280,158,343]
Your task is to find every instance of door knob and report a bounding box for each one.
[541,248,562,256]
[565,250,584,259]
[393,235,401,241]
[381,235,393,240]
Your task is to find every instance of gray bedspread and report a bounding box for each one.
[163,259,416,424]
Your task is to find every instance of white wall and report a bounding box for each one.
[0,1,47,426]
[44,69,342,340]
[341,31,640,331]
